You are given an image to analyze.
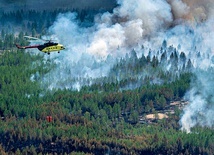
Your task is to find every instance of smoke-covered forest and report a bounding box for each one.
[0,0,214,155]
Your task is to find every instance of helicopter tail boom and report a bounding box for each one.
[15,44,26,49]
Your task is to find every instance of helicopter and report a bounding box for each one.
[15,36,65,54]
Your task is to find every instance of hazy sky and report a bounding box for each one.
[0,0,117,11]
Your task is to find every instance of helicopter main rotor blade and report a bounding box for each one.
[24,36,42,40]
[24,36,57,42]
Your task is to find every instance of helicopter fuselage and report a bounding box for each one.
[38,42,65,53]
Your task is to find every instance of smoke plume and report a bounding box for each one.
[31,0,214,132]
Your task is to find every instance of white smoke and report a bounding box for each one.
[114,0,173,36]
[38,0,214,132]
[167,0,189,20]
[87,23,126,58]
[181,68,214,133]
[172,18,214,132]
[42,0,176,90]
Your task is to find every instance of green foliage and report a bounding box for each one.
[0,13,213,154]
[0,46,212,154]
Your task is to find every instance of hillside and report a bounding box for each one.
[0,1,214,154]
[0,32,213,154]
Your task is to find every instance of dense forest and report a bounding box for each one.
[0,8,105,37]
[0,9,213,155]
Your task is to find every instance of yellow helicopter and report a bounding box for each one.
[16,36,65,54]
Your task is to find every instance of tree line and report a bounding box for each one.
[0,8,105,37]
